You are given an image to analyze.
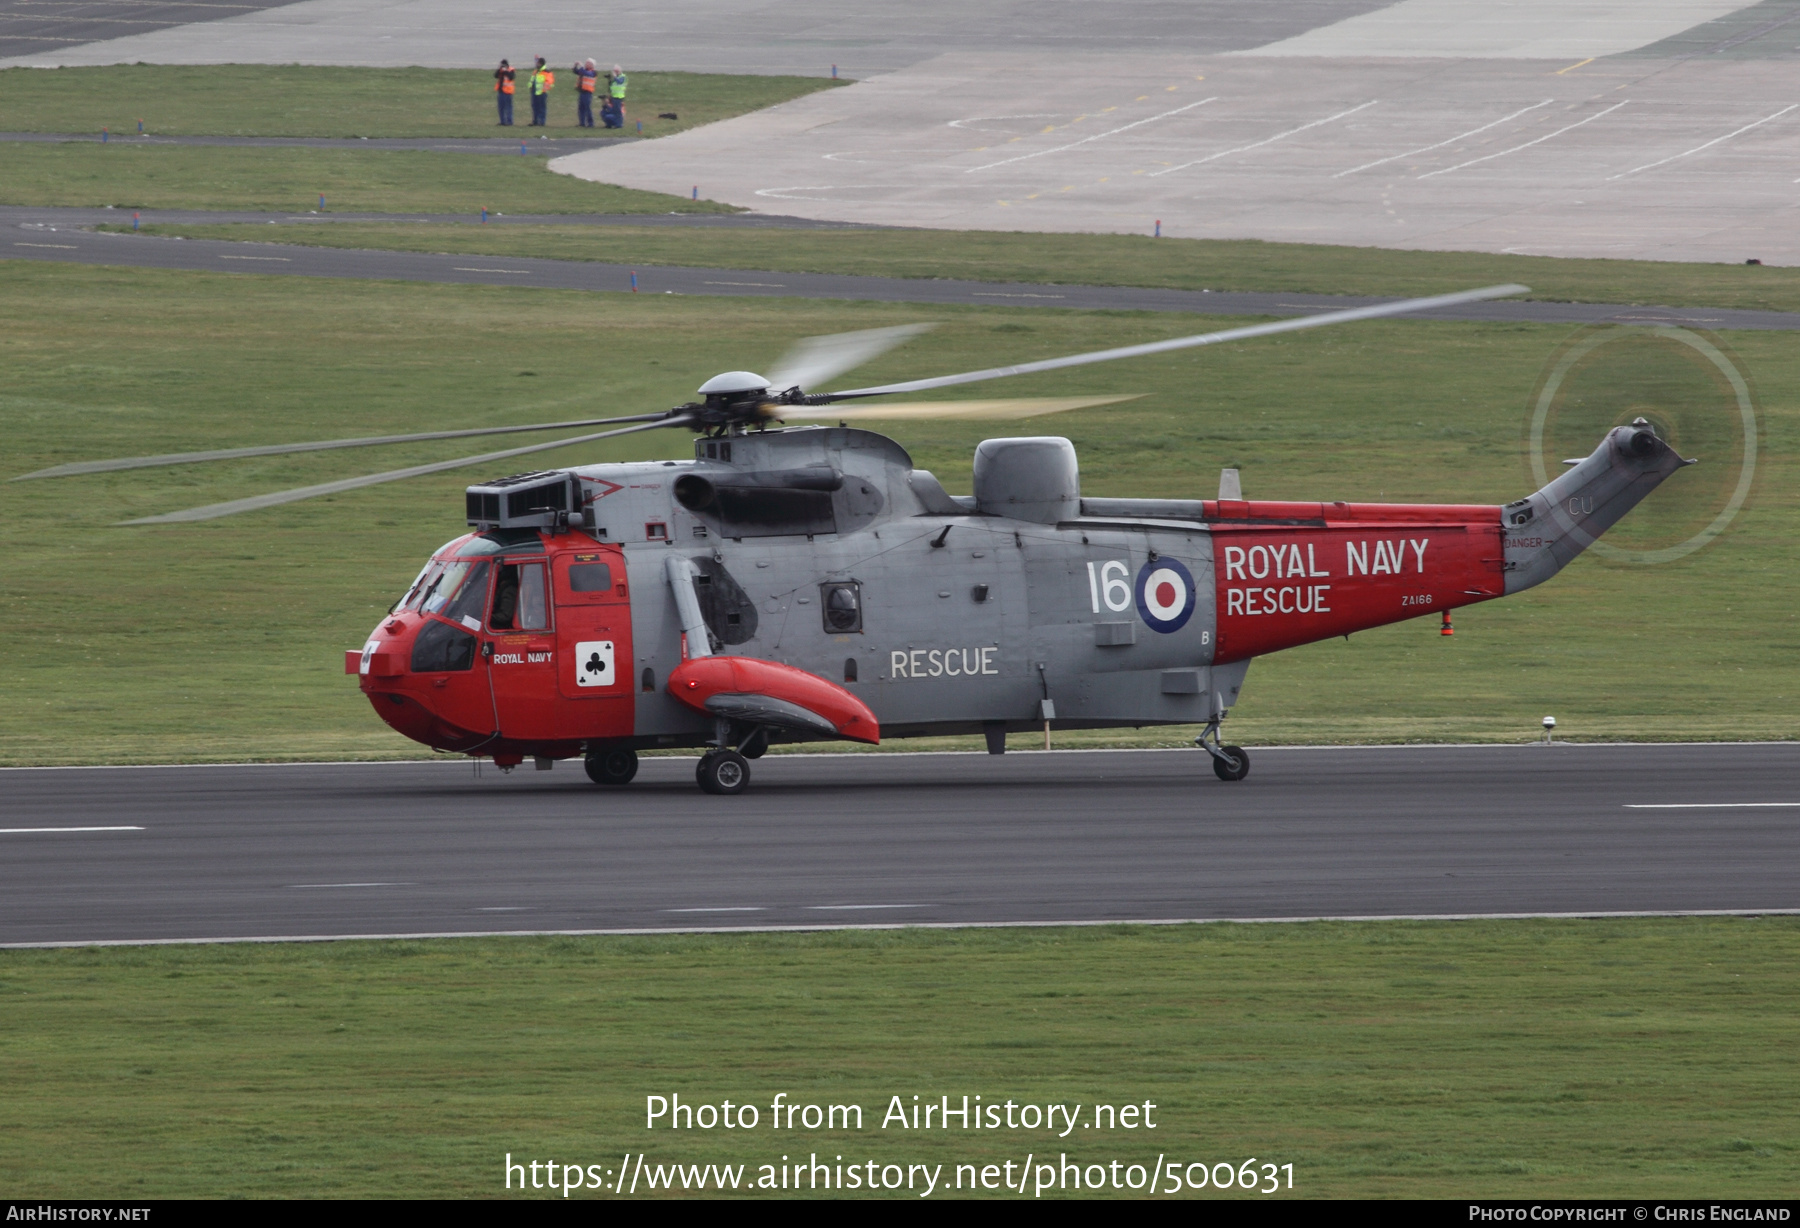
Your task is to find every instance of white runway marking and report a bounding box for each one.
[753,186,850,200]
[948,115,1058,130]
[11,909,1800,949]
[665,906,766,913]
[289,881,411,888]
[1418,101,1627,179]
[1607,105,1800,180]
[14,242,78,249]
[1626,802,1800,809]
[218,254,290,261]
[0,825,143,834]
[1332,99,1553,178]
[453,267,527,273]
[703,280,784,288]
[808,904,926,911]
[1150,100,1377,177]
[972,292,1065,299]
[968,97,1217,173]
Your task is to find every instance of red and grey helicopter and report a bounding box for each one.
[18,285,1691,793]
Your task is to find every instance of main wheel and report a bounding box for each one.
[585,746,639,786]
[696,748,750,795]
[1212,745,1250,782]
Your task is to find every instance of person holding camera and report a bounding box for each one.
[493,59,515,126]
[574,58,598,128]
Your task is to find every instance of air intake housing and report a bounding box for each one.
[465,471,574,528]
[972,437,1079,523]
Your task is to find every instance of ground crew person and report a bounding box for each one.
[493,59,515,126]
[575,58,598,128]
[603,63,627,129]
[529,57,553,126]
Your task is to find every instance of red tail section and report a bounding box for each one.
[1209,500,1503,663]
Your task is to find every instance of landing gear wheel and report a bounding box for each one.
[696,748,750,795]
[1212,745,1250,782]
[585,747,639,786]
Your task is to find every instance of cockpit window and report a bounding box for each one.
[489,560,549,632]
[421,560,490,623]
[517,562,548,630]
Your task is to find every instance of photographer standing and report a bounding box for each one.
[493,59,515,126]
[574,58,598,128]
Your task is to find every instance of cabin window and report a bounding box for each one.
[566,562,613,593]
[821,581,862,633]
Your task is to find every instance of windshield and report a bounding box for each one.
[394,560,440,612]
[420,560,491,622]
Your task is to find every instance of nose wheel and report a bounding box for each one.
[696,748,750,795]
[1196,720,1250,782]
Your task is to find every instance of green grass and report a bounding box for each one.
[0,261,1794,764]
[0,65,845,139]
[114,222,1800,314]
[0,144,732,213]
[2,919,1796,1197]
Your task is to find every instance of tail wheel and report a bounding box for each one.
[1212,745,1250,782]
[696,748,750,795]
[585,747,639,786]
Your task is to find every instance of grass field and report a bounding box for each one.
[0,261,1793,765]
[115,221,1800,314]
[0,144,733,213]
[0,65,845,139]
[1,919,1795,1198]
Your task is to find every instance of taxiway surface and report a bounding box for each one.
[4,743,1797,946]
[9,214,1800,330]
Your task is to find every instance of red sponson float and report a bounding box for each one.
[667,656,880,744]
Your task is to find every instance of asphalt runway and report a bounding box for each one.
[3,743,1797,947]
[0,0,309,60]
[9,210,1799,330]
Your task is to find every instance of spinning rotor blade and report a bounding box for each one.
[116,416,691,525]
[827,284,1530,399]
[765,323,934,393]
[14,412,672,481]
[774,395,1141,422]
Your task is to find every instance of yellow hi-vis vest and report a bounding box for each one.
[609,72,627,99]
[532,69,553,95]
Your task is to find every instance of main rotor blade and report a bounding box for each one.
[766,323,934,393]
[16,412,674,481]
[775,395,1140,422]
[115,417,691,525]
[827,284,1530,399]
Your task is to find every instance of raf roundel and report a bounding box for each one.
[1135,557,1196,633]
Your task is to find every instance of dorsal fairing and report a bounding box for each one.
[1503,420,1693,595]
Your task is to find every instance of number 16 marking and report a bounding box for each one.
[1087,560,1132,613]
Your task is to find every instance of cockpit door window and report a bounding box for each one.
[490,561,550,631]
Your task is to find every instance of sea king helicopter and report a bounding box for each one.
[19,284,1693,793]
